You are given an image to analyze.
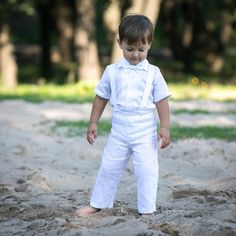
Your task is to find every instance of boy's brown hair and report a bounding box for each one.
[118,14,154,45]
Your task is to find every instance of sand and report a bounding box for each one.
[0,100,235,236]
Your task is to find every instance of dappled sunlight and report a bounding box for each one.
[169,83,236,101]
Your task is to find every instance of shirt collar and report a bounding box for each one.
[117,58,149,72]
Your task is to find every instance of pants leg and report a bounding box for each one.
[90,135,131,209]
[132,141,158,214]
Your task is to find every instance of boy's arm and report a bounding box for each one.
[155,98,171,149]
[87,95,108,144]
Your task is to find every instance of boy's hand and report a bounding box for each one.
[158,127,170,149]
[87,123,97,144]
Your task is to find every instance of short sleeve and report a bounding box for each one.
[95,66,111,99]
[153,67,171,102]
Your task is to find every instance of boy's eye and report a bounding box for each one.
[126,48,133,52]
[139,49,145,52]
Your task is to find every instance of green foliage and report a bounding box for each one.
[18,65,40,83]
[1,0,234,85]
[157,0,236,75]
[1,0,36,16]
[17,63,78,84]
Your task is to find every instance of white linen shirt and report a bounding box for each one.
[95,58,171,112]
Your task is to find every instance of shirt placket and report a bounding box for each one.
[125,70,135,111]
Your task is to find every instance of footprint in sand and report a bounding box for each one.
[14,145,26,156]
[172,184,233,206]
[172,185,211,199]
[14,172,55,194]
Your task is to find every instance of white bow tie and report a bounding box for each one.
[123,64,145,71]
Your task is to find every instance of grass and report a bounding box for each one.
[172,109,236,115]
[168,83,236,102]
[0,81,236,103]
[1,81,235,140]
[52,120,112,137]
[170,126,236,141]
[52,120,236,141]
[0,83,95,103]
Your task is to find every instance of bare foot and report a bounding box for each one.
[140,213,154,218]
[74,206,100,217]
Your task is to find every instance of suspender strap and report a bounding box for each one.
[108,64,117,110]
[140,64,154,108]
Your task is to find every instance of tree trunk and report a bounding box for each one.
[103,0,121,43]
[0,23,17,88]
[207,1,233,73]
[75,0,100,83]
[54,0,74,62]
[182,1,194,73]
[111,0,162,63]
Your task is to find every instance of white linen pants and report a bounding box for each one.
[90,111,159,214]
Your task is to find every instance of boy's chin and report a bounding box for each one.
[128,60,142,65]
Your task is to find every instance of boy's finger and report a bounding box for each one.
[160,137,170,149]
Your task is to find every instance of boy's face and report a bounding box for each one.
[118,40,151,65]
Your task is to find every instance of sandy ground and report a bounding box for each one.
[0,100,236,236]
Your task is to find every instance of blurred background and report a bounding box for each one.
[0,0,235,88]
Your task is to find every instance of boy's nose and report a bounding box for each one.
[132,51,139,57]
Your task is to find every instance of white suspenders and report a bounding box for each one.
[140,65,154,109]
[108,64,117,110]
[108,64,154,112]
